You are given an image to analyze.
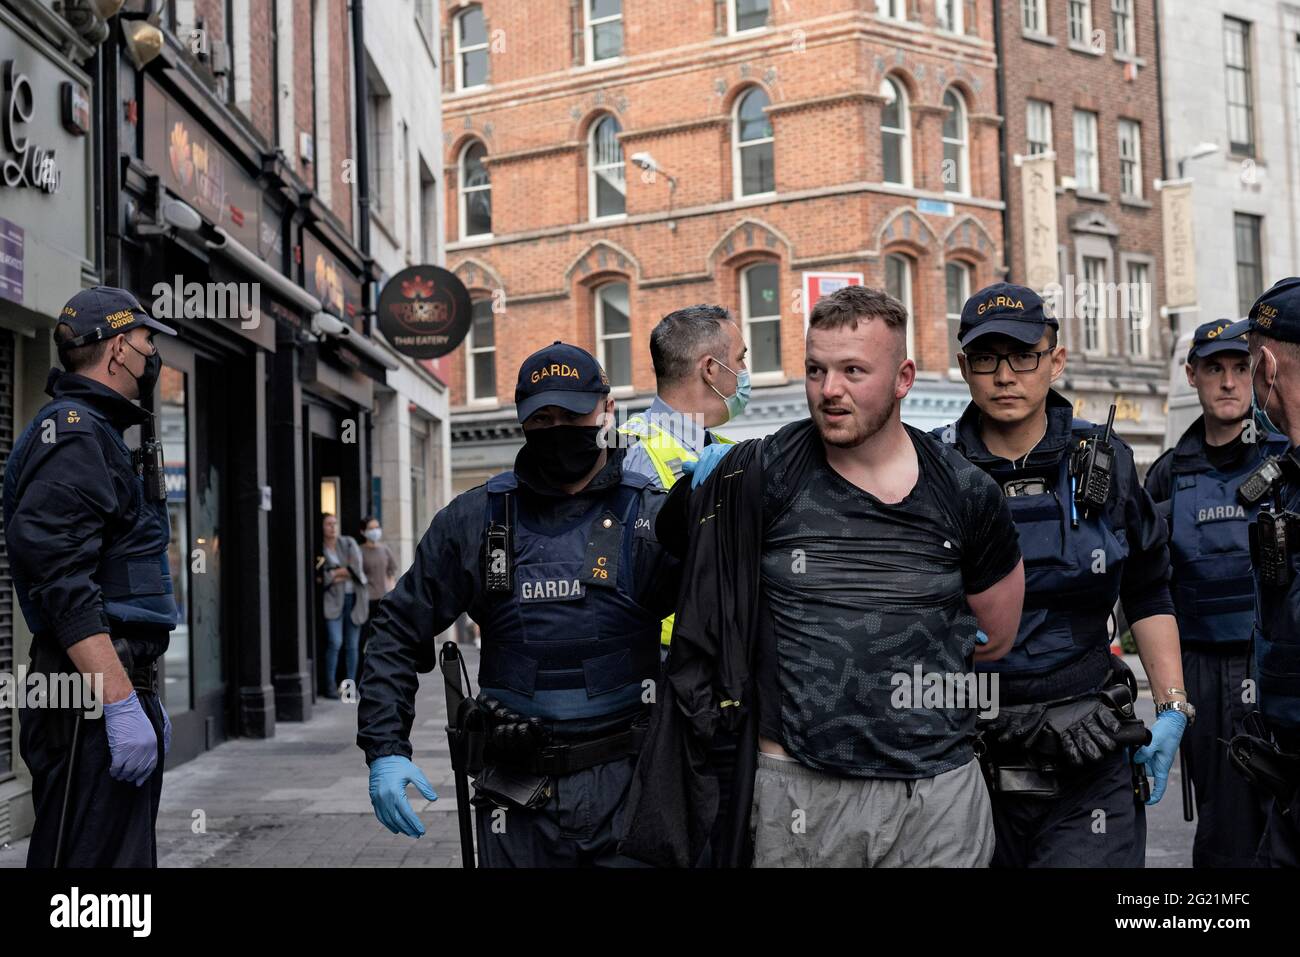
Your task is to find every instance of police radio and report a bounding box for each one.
[483,492,513,595]
[1251,510,1297,589]
[1238,456,1284,506]
[134,414,167,503]
[1070,404,1116,525]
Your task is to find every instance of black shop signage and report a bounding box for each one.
[376,265,472,359]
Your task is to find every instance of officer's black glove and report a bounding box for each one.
[1054,703,1123,768]
[979,702,1050,751]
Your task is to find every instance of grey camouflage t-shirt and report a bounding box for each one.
[760,422,1021,778]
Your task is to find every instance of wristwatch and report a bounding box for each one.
[1156,699,1196,725]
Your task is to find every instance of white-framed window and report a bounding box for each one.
[589,116,626,219]
[1118,119,1142,198]
[729,0,770,34]
[596,283,632,387]
[877,0,908,20]
[946,261,971,370]
[1081,255,1107,354]
[1073,109,1099,191]
[1112,0,1135,55]
[741,263,782,375]
[1021,0,1046,33]
[885,253,916,359]
[1027,99,1053,155]
[942,89,969,195]
[880,77,911,186]
[1124,262,1149,358]
[468,299,496,401]
[937,0,962,33]
[1068,0,1092,46]
[585,0,623,64]
[454,5,488,91]
[459,141,491,239]
[368,85,393,223]
[1224,17,1255,156]
[734,87,775,197]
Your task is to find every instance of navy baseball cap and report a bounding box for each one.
[56,285,177,351]
[1227,277,1300,344]
[514,341,611,423]
[1187,319,1249,363]
[959,282,1057,348]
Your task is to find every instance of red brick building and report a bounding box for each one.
[997,0,1167,463]
[442,0,1009,487]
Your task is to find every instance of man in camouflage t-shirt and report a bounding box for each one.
[744,285,1025,866]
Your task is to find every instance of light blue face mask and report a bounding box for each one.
[1251,346,1282,436]
[706,357,751,422]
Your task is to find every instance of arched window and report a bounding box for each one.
[589,116,626,220]
[880,77,910,186]
[942,89,969,195]
[467,298,496,401]
[595,282,632,387]
[885,253,916,360]
[734,88,775,198]
[945,261,971,371]
[741,263,781,374]
[454,6,488,91]
[459,141,491,239]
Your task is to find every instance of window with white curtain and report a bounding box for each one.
[937,0,962,33]
[1112,0,1135,55]
[1125,262,1149,358]
[1081,256,1107,354]
[877,0,908,21]
[1073,110,1099,191]
[1027,100,1053,155]
[1068,0,1092,46]
[1118,119,1142,198]
[590,116,626,219]
[1021,0,1046,33]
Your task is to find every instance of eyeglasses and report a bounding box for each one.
[964,348,1055,375]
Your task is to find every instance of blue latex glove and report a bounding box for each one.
[975,629,989,645]
[161,700,172,757]
[1133,709,1188,805]
[104,691,160,787]
[369,755,438,838]
[680,443,735,489]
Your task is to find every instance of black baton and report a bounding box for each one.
[53,711,84,869]
[440,640,477,869]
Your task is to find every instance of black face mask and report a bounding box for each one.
[517,424,605,489]
[115,340,161,397]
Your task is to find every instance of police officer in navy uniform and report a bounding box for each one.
[358,342,681,867]
[1144,320,1285,867]
[937,283,1188,867]
[3,286,179,867]
[1227,278,1300,867]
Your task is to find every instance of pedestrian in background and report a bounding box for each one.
[318,514,368,698]
[358,515,398,669]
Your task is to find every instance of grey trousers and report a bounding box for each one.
[750,752,995,867]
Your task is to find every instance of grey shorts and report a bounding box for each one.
[750,752,995,867]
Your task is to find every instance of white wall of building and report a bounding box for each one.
[363,0,450,570]
[1161,1,1300,327]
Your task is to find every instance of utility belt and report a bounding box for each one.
[977,657,1152,802]
[1229,712,1300,809]
[447,690,646,811]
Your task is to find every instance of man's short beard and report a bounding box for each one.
[817,394,897,448]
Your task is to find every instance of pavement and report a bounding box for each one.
[0,648,1198,868]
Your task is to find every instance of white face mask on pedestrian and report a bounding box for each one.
[365,528,383,543]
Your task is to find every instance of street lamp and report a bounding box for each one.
[1177,142,1220,179]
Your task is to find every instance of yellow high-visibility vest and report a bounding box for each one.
[618,412,734,646]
